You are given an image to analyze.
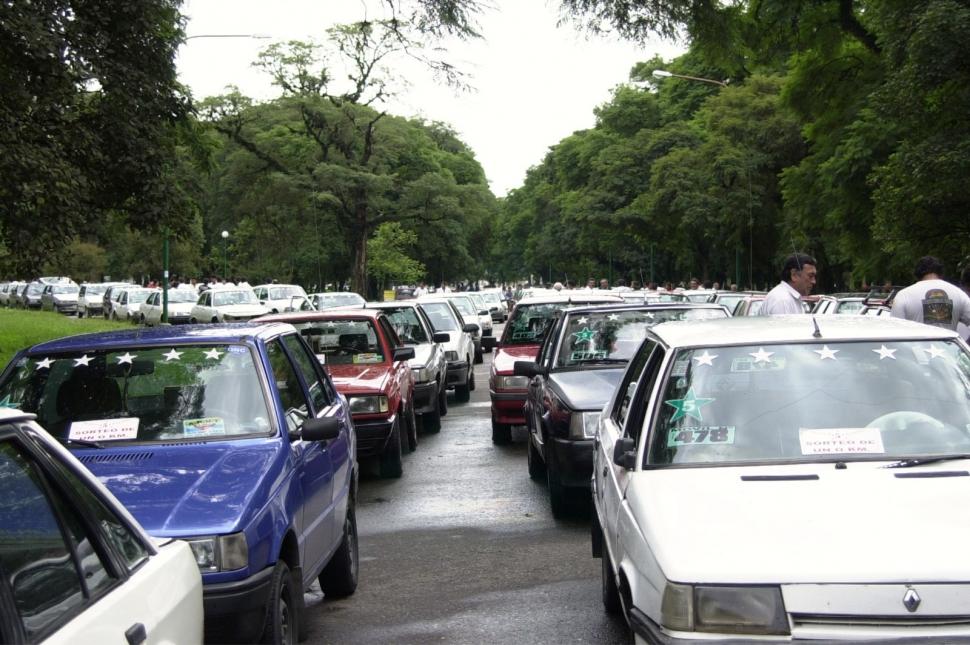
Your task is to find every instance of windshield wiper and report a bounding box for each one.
[58,437,104,449]
[576,358,628,367]
[883,454,970,469]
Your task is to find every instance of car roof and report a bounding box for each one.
[206,285,255,292]
[21,323,296,354]
[649,315,959,349]
[367,301,417,308]
[255,283,304,289]
[514,294,624,305]
[560,302,730,316]
[255,309,382,324]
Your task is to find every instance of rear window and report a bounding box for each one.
[293,320,385,365]
[0,345,272,443]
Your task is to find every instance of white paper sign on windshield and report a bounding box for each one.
[799,427,885,455]
[69,418,139,442]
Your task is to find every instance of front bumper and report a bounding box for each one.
[167,314,192,324]
[549,436,594,488]
[445,360,469,387]
[489,389,527,425]
[354,414,396,457]
[203,564,275,616]
[412,380,437,414]
[54,303,77,313]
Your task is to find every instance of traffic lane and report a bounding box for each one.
[303,346,629,643]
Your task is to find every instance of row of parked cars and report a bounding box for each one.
[0,284,500,642]
[482,285,970,642]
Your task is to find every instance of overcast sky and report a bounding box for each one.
[177,1,684,196]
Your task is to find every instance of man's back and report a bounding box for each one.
[891,279,970,331]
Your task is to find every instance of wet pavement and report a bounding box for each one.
[301,330,630,644]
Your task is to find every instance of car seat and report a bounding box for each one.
[56,374,122,420]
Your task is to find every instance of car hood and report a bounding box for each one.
[327,363,390,394]
[217,304,270,316]
[627,462,970,584]
[53,294,78,302]
[549,369,624,410]
[493,344,540,374]
[166,303,195,315]
[77,440,284,536]
[407,343,436,370]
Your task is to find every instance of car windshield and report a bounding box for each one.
[83,285,106,295]
[0,345,272,443]
[420,302,460,332]
[482,292,501,304]
[647,339,970,467]
[836,300,865,314]
[381,307,430,344]
[213,290,257,306]
[293,320,385,365]
[506,303,571,345]
[714,294,745,312]
[26,284,43,295]
[557,308,728,368]
[269,286,303,299]
[314,293,365,309]
[52,285,78,295]
[126,289,153,303]
[448,297,476,316]
[167,290,198,304]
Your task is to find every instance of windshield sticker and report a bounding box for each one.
[183,417,227,437]
[511,330,537,341]
[671,360,690,377]
[34,357,55,370]
[0,394,16,409]
[572,327,596,343]
[664,388,715,422]
[872,345,897,360]
[570,350,608,361]
[731,356,786,372]
[163,348,183,362]
[922,345,946,360]
[693,351,717,367]
[228,345,248,354]
[353,353,382,364]
[204,348,223,360]
[73,354,93,367]
[115,352,137,365]
[749,347,774,363]
[69,418,139,442]
[799,427,885,455]
[813,345,839,360]
[667,426,735,447]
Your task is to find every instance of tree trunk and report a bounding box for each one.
[351,204,369,296]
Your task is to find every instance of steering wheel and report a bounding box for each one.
[866,410,943,432]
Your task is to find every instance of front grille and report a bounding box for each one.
[792,614,970,628]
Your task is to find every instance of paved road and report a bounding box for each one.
[301,331,629,644]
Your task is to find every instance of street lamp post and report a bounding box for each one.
[221,230,229,279]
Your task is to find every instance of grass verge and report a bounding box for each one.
[0,309,131,370]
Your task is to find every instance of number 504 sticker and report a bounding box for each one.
[667,426,735,447]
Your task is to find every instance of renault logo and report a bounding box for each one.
[903,588,921,613]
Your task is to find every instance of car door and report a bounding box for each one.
[596,339,664,559]
[527,314,562,450]
[378,316,412,407]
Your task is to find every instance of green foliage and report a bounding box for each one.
[0,309,129,371]
[367,222,426,288]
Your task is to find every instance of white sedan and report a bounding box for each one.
[190,286,270,323]
[594,315,970,642]
[0,407,202,644]
[139,288,198,325]
[110,287,157,322]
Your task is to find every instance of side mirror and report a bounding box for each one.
[432,332,450,343]
[612,437,637,470]
[513,361,545,378]
[482,336,497,351]
[301,416,341,442]
[479,309,489,316]
[463,323,480,334]
[393,347,416,361]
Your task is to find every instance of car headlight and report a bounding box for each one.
[412,366,431,382]
[186,532,248,572]
[569,411,600,439]
[495,375,529,389]
[348,395,389,414]
[661,583,789,635]
[444,350,459,362]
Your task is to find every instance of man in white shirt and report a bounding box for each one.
[891,256,970,332]
[761,253,817,315]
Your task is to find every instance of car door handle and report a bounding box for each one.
[125,623,147,645]
[602,467,608,478]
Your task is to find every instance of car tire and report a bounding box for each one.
[260,559,299,645]
[454,367,471,403]
[318,505,359,598]
[379,418,403,478]
[474,346,484,364]
[468,366,476,392]
[527,435,546,480]
[404,404,418,452]
[190,317,197,324]
[423,386,443,434]
[491,415,512,445]
[77,309,83,319]
[437,378,448,418]
[602,547,622,615]
[546,443,567,518]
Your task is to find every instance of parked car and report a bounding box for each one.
[710,290,764,315]
[20,281,45,309]
[367,300,451,433]
[190,286,270,323]
[310,292,367,310]
[813,292,868,315]
[516,303,730,517]
[465,292,496,342]
[77,282,119,319]
[487,293,623,445]
[0,280,24,307]
[40,282,80,315]
[253,283,310,313]
[0,407,204,644]
[109,287,156,322]
[256,309,416,476]
[416,298,479,403]
[593,315,970,642]
[479,289,508,322]
[732,293,766,316]
[0,323,359,642]
[139,287,198,325]
[432,294,488,363]
[101,283,131,319]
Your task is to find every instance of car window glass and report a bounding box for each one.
[0,441,88,640]
[267,339,312,433]
[629,346,666,443]
[281,334,329,412]
[420,302,460,332]
[613,340,657,430]
[382,307,430,344]
[378,317,401,347]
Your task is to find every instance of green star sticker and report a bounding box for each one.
[0,394,16,409]
[664,388,715,422]
[572,327,596,343]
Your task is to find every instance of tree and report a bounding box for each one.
[367,222,426,292]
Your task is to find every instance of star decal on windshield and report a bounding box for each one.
[115,352,137,365]
[74,355,93,367]
[924,345,945,360]
[665,388,715,422]
[749,347,774,364]
[607,314,619,321]
[35,357,55,370]
[571,327,596,343]
[813,345,839,360]
[576,317,589,325]
[0,394,16,409]
[872,345,896,360]
[163,349,183,362]
[693,350,718,367]
[204,348,223,360]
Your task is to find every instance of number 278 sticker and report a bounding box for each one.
[667,426,735,447]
